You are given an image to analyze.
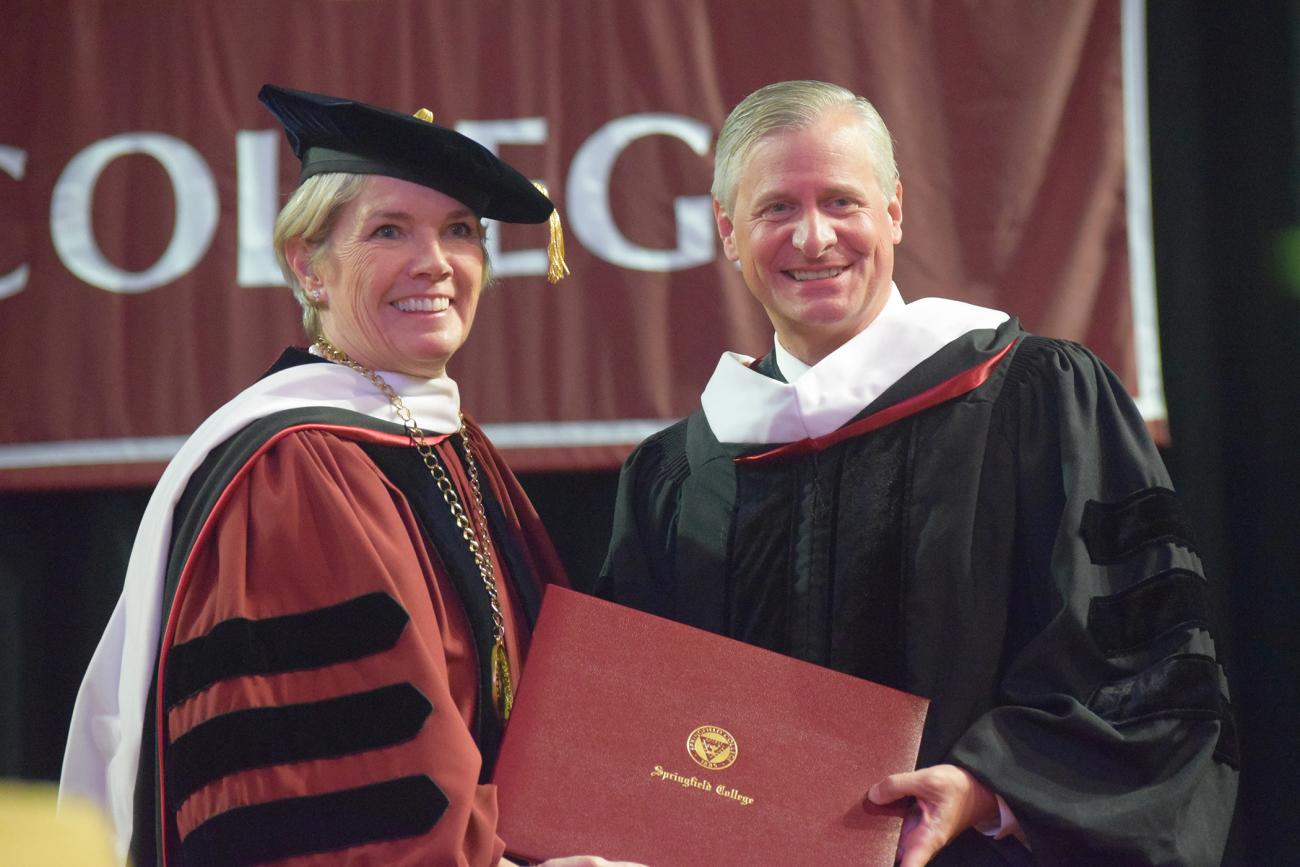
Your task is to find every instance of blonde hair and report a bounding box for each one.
[712,80,898,215]
[272,173,369,339]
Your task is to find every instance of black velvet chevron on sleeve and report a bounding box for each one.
[1081,486,1198,564]
[179,775,447,866]
[1086,568,1210,656]
[1086,567,1238,769]
[1086,653,1239,769]
[163,592,409,709]
[166,683,432,809]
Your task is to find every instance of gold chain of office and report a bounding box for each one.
[314,338,513,720]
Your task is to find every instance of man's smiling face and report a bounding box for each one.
[715,106,903,366]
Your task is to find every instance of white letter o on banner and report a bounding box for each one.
[50,133,218,293]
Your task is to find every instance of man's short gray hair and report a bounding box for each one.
[271,172,493,340]
[711,80,898,215]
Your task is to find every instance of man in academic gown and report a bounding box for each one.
[597,80,1237,866]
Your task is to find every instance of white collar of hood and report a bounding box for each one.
[700,285,1009,444]
[303,344,463,432]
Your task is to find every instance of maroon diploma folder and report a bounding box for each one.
[492,586,929,866]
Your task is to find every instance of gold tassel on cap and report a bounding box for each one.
[413,108,435,123]
[532,181,570,284]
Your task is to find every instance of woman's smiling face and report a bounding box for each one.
[293,174,486,378]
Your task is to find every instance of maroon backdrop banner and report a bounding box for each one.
[0,0,1146,489]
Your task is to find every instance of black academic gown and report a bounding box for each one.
[598,320,1237,866]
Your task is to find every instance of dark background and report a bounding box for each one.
[2,4,1296,862]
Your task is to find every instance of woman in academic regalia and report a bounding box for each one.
[60,85,638,867]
